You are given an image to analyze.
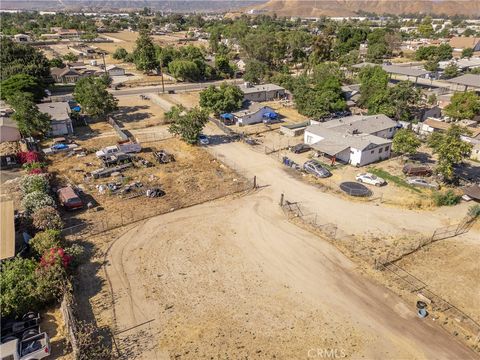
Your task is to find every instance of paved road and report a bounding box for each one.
[110,79,244,96]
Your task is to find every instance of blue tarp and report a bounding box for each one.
[263,112,278,119]
[52,143,68,150]
[220,113,233,119]
[72,106,81,112]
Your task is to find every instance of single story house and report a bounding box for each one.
[449,36,480,52]
[1,200,15,262]
[0,117,21,142]
[37,102,74,136]
[232,103,275,126]
[239,83,286,102]
[447,74,480,92]
[13,33,31,42]
[106,65,126,76]
[304,114,397,166]
[50,67,81,84]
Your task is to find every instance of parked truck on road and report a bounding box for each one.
[95,143,141,158]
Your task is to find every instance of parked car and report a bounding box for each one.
[402,164,432,177]
[290,143,311,154]
[198,134,209,145]
[1,313,40,344]
[95,143,141,158]
[355,172,386,187]
[407,178,439,190]
[57,186,83,210]
[0,333,50,360]
[303,160,332,178]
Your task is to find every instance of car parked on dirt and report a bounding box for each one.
[407,178,439,190]
[57,186,83,210]
[290,143,311,154]
[402,164,432,177]
[303,160,332,178]
[355,172,386,187]
[198,134,209,145]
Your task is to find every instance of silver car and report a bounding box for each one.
[303,160,332,178]
[407,178,439,190]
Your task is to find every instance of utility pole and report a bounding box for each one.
[159,57,165,93]
[101,52,107,76]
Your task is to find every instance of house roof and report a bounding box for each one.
[0,116,18,129]
[423,118,480,138]
[382,65,430,77]
[321,114,397,135]
[463,184,480,200]
[232,102,273,117]
[0,200,15,261]
[106,65,124,71]
[239,83,285,94]
[37,102,70,122]
[50,67,80,77]
[449,36,480,50]
[446,74,480,88]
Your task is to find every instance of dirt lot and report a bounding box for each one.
[112,95,169,130]
[80,192,478,359]
[47,136,249,230]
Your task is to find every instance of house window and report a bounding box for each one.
[385,146,390,151]
[379,148,383,153]
[389,128,393,132]
[371,150,375,154]
[306,135,313,144]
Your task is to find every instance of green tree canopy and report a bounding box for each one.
[392,128,421,156]
[243,59,269,85]
[49,57,65,68]
[168,59,201,81]
[199,83,243,115]
[0,74,44,101]
[8,92,51,137]
[444,91,480,120]
[428,124,472,181]
[166,105,209,144]
[73,76,118,117]
[461,48,474,59]
[112,47,129,60]
[442,63,459,79]
[133,30,158,72]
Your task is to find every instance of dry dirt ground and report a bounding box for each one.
[89,192,477,359]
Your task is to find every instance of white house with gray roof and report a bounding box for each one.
[239,83,286,102]
[37,102,73,136]
[304,114,398,166]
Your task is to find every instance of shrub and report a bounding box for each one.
[468,204,480,218]
[30,230,62,257]
[432,190,461,206]
[22,191,55,214]
[22,161,47,173]
[32,206,63,231]
[37,249,70,302]
[20,174,49,195]
[0,257,42,317]
[17,151,40,164]
[65,244,86,268]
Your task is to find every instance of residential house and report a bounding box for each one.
[0,117,21,142]
[50,67,81,84]
[13,33,31,43]
[449,37,480,52]
[304,114,398,166]
[447,74,480,92]
[106,65,125,76]
[37,102,74,136]
[232,103,275,126]
[239,83,286,102]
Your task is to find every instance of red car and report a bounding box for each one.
[57,186,83,210]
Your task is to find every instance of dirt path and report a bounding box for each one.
[104,193,477,359]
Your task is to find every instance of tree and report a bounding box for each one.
[461,48,474,58]
[133,30,158,72]
[243,59,268,84]
[358,65,389,108]
[0,74,44,101]
[32,207,64,231]
[215,55,233,78]
[392,129,421,156]
[444,91,480,120]
[74,76,118,117]
[168,59,200,81]
[309,34,333,65]
[49,57,65,68]
[112,47,128,60]
[418,16,434,38]
[428,125,472,181]
[386,81,421,121]
[30,230,62,257]
[0,257,42,317]
[199,83,243,115]
[424,59,439,73]
[0,38,50,84]
[442,63,459,79]
[436,44,453,61]
[8,92,51,137]
[62,52,78,62]
[167,105,209,144]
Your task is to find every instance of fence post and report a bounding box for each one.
[253,176,257,189]
[279,193,284,207]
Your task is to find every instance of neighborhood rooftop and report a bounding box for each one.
[319,114,397,134]
[446,74,480,88]
[37,102,71,121]
[239,83,285,94]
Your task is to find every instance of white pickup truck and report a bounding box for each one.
[95,143,141,158]
[0,334,50,360]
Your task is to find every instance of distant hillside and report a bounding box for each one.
[253,0,480,17]
[0,0,263,13]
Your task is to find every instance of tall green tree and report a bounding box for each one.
[392,129,421,156]
[243,59,268,85]
[358,65,389,108]
[428,125,472,181]
[73,76,118,117]
[133,30,158,72]
[168,59,200,81]
[8,92,51,137]
[461,48,474,58]
[444,91,480,120]
[442,64,459,79]
[199,83,243,115]
[0,74,44,101]
[167,105,209,144]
